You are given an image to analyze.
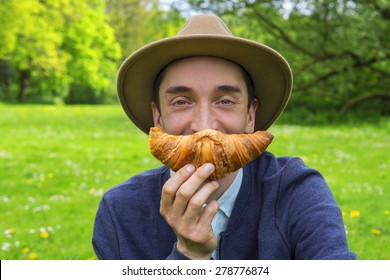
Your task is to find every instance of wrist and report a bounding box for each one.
[177,241,213,260]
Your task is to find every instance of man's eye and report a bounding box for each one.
[219,99,234,105]
[172,99,189,106]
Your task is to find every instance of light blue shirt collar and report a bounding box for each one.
[216,168,243,218]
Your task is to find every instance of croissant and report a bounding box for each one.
[149,127,273,180]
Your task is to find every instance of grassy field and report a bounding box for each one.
[0,104,389,260]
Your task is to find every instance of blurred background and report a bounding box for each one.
[1,0,389,118]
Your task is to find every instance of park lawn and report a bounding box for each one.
[0,104,389,259]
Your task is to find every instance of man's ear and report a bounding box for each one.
[245,98,258,133]
[151,102,163,128]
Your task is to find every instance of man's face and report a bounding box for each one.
[152,56,258,135]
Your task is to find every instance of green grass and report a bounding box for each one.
[0,104,389,259]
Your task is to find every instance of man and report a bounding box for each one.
[92,14,356,260]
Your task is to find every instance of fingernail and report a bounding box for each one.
[203,163,214,172]
[186,164,195,173]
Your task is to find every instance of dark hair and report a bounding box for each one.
[152,59,255,112]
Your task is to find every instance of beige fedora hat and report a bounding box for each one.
[117,14,292,134]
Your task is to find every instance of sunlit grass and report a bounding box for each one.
[0,104,389,259]
[0,104,161,260]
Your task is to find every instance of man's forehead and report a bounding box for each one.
[160,57,247,86]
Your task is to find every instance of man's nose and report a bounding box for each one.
[190,105,219,132]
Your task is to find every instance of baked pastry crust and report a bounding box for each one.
[149,127,273,180]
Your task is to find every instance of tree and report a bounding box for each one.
[105,0,185,60]
[61,0,121,103]
[0,0,69,101]
[0,0,120,103]
[175,0,390,114]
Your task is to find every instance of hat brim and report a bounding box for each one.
[117,35,292,134]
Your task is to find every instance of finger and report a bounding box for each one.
[172,163,215,212]
[199,199,220,228]
[160,164,195,212]
[184,180,219,221]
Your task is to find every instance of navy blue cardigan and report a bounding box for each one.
[92,151,356,260]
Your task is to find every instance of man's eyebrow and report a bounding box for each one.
[216,85,243,93]
[165,86,193,94]
[164,85,243,94]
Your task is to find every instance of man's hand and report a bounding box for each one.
[160,163,220,259]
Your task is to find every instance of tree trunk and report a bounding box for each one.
[17,70,30,102]
[340,93,390,114]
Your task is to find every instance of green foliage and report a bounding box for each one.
[0,0,20,57]
[106,0,185,58]
[179,0,390,114]
[0,0,69,101]
[0,0,121,104]
[0,105,389,259]
[60,0,121,103]
[0,0,186,104]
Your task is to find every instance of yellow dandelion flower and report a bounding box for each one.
[40,231,49,239]
[22,247,30,253]
[350,210,361,218]
[4,228,15,237]
[384,210,390,216]
[5,228,15,234]
[28,252,38,260]
[371,229,381,235]
[47,173,54,179]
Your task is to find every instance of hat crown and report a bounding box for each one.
[177,14,232,36]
